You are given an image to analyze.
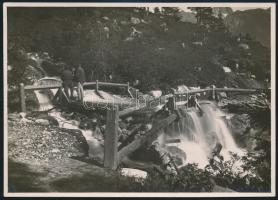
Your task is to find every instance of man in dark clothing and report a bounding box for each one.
[187,95,204,115]
[72,67,78,86]
[76,64,86,85]
[61,66,73,100]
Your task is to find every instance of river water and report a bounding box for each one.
[33,82,245,172]
[161,101,244,168]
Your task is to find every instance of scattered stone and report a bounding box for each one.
[35,119,50,126]
[131,27,142,37]
[141,19,149,24]
[19,112,27,118]
[124,37,134,42]
[120,20,129,25]
[102,16,110,20]
[51,149,60,153]
[103,26,109,32]
[148,90,162,98]
[239,43,249,50]
[223,66,232,73]
[21,118,34,124]
[121,168,147,179]
[130,17,141,24]
[8,120,87,164]
[219,92,227,98]
[192,41,203,46]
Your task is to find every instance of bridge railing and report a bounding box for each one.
[83,81,129,88]
[83,80,130,91]
[17,80,269,170]
[173,88,263,95]
[19,80,133,112]
[19,77,268,113]
[19,78,63,112]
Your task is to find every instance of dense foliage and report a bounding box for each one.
[142,163,213,192]
[8,7,270,92]
[206,152,270,192]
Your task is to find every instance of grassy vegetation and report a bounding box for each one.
[8,159,48,192]
[8,7,270,92]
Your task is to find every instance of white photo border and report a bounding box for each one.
[3,2,276,197]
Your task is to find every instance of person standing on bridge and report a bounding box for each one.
[76,64,86,85]
[187,95,204,115]
[61,65,74,100]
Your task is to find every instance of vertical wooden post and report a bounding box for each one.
[96,80,99,92]
[135,89,139,108]
[19,83,26,112]
[211,85,216,100]
[104,105,119,170]
[127,82,130,91]
[77,84,81,101]
[77,83,84,103]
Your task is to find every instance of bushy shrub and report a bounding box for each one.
[205,152,271,192]
[142,163,213,192]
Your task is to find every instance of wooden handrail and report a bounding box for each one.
[215,88,258,92]
[83,81,129,88]
[21,79,267,113]
[24,84,62,90]
[82,82,96,86]
[174,88,264,95]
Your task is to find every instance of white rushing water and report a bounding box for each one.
[34,90,54,111]
[33,84,243,170]
[33,86,104,158]
[162,101,244,168]
[48,111,104,159]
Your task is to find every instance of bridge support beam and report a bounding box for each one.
[210,85,216,100]
[19,83,26,113]
[104,105,119,170]
[96,80,99,92]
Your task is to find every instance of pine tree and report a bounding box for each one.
[161,7,179,16]
[189,7,214,26]
[154,7,160,14]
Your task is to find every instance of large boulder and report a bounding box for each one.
[35,119,50,126]
[148,90,162,98]
[130,17,141,24]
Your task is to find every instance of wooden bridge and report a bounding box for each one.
[20,78,139,112]
[19,78,268,113]
[19,79,269,170]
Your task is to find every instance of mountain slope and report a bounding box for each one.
[224,8,270,48]
[8,7,270,92]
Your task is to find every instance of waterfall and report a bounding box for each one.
[162,101,243,168]
[33,80,243,170]
[48,111,104,159]
[33,78,104,159]
[34,90,54,111]
[33,77,61,111]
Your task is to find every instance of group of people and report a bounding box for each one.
[61,64,86,100]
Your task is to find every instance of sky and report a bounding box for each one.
[232,7,266,11]
[182,7,268,12]
[149,6,268,13]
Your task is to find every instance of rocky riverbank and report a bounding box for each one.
[8,114,88,164]
[7,92,271,193]
[7,114,146,192]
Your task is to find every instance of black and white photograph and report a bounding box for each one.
[3,2,276,197]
